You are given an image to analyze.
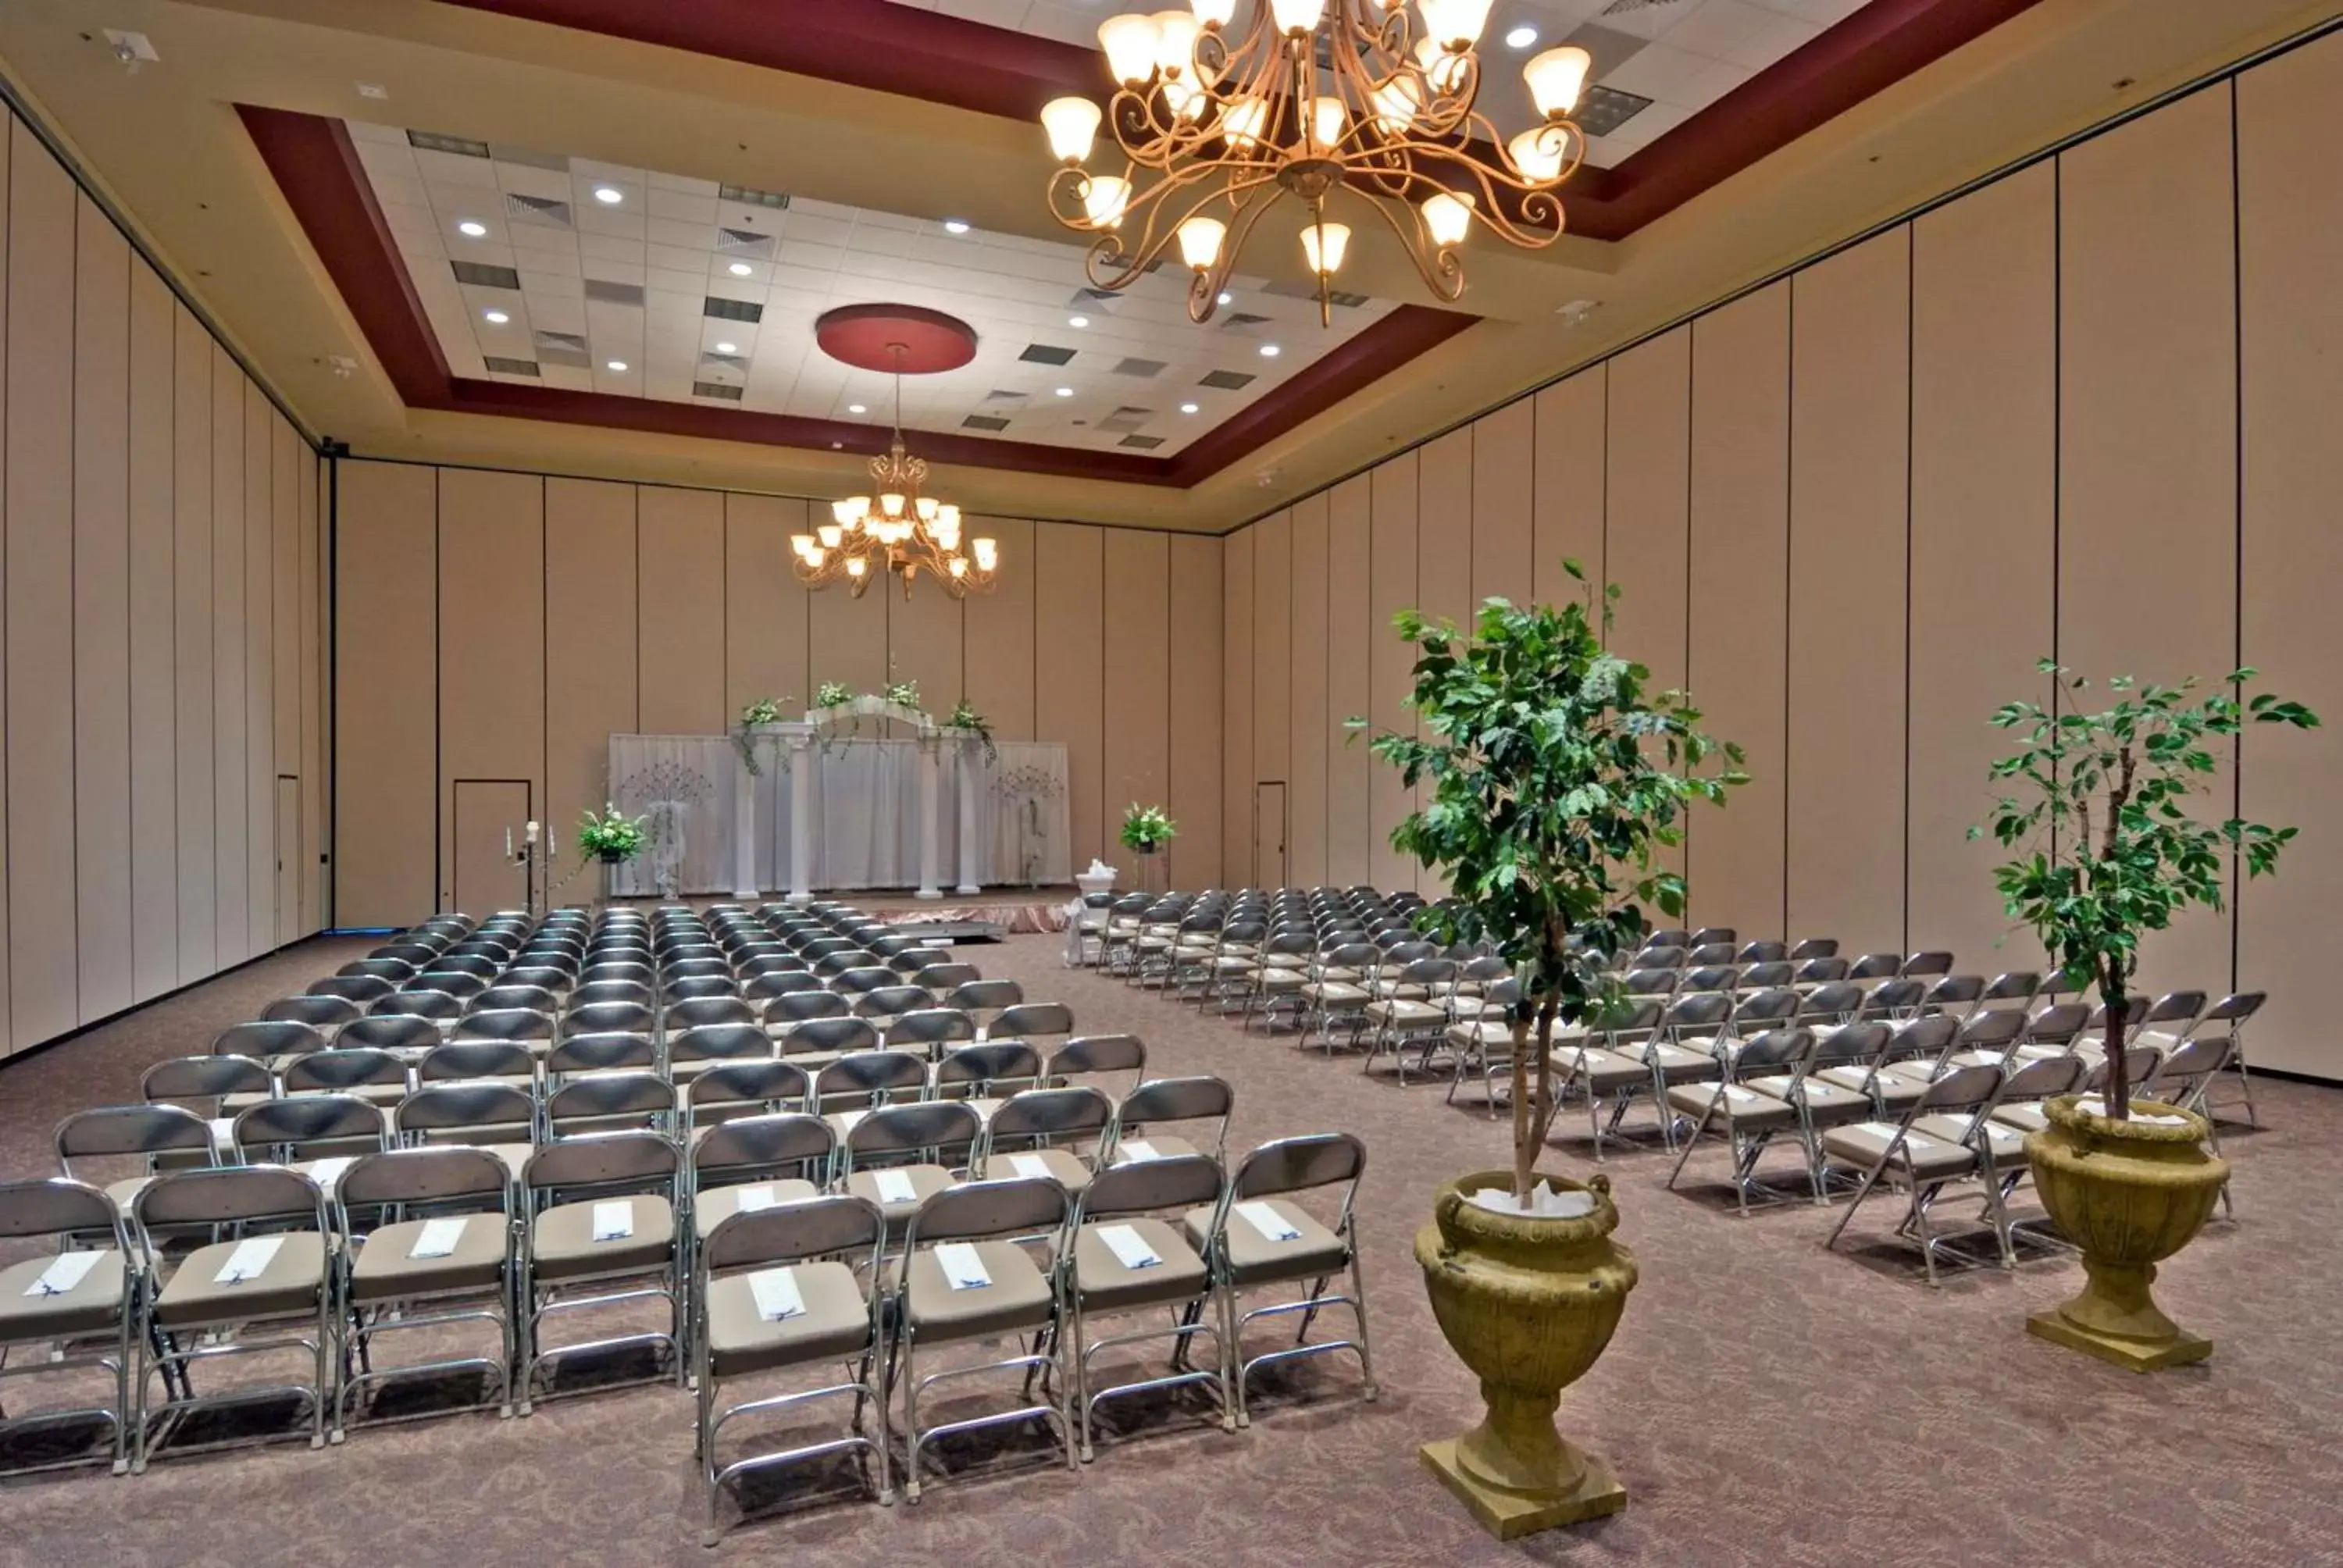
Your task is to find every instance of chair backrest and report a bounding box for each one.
[410,971,490,1002]
[910,961,982,989]
[936,1042,1043,1095]
[397,1081,536,1139]
[339,1014,445,1055]
[669,1022,773,1065]
[1049,1032,1146,1085]
[845,1099,982,1164]
[1810,1021,1891,1071]
[213,1020,326,1060]
[2023,1001,2091,1049]
[702,1192,885,1274]
[1620,968,1678,997]
[452,1007,554,1044]
[904,1174,1069,1249]
[377,989,462,1022]
[1979,971,2042,1005]
[1954,1007,2027,1053]
[1114,1074,1232,1160]
[667,996,758,1031]
[0,1176,124,1250]
[283,1047,408,1095]
[563,1000,657,1038]
[261,993,360,1030]
[1847,951,1903,982]
[2148,1035,2234,1096]
[1077,1150,1221,1221]
[1228,1131,1365,1203]
[1731,988,1800,1028]
[852,985,933,1020]
[1856,978,1925,1018]
[1738,962,1795,990]
[2086,1047,2163,1096]
[693,1112,833,1184]
[690,1059,811,1119]
[308,975,396,1004]
[1792,957,1849,986]
[1788,938,1839,960]
[986,1085,1113,1146]
[1629,945,1686,970]
[417,1038,536,1084]
[1902,950,1955,978]
[545,1071,676,1130]
[994,1002,1075,1041]
[474,984,560,1015]
[1662,991,1732,1033]
[814,1049,929,1106]
[546,1031,658,1076]
[1734,941,1788,965]
[521,1128,679,1199]
[2197,991,2264,1029]
[1889,1012,1959,1063]
[1915,1062,2002,1112]
[950,978,1025,1015]
[341,957,418,982]
[2138,989,2209,1029]
[766,989,849,1025]
[783,1016,881,1057]
[143,1053,271,1107]
[1686,943,1739,967]
[1999,1053,2088,1104]
[885,1008,979,1050]
[134,1164,325,1233]
[1921,974,1985,1010]
[55,1103,213,1169]
[1681,964,1740,993]
[746,970,826,1001]
[337,1145,509,1213]
[662,975,739,1004]
[573,976,655,1005]
[232,1093,386,1160]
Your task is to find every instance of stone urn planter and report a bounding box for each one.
[1414,1170,1638,1539]
[2024,1094,2229,1371]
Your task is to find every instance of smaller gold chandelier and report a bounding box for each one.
[792,345,999,600]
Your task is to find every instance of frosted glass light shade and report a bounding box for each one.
[1081,173,1132,227]
[1300,219,1351,274]
[1269,0,1325,34]
[1416,0,1492,50]
[1310,95,1347,150]
[879,491,906,519]
[1190,0,1238,25]
[1099,13,1163,85]
[1413,37,1469,94]
[1222,95,1268,149]
[1510,124,1567,183]
[1178,215,1228,269]
[1524,45,1592,117]
[817,523,844,548]
[1421,190,1475,246]
[845,557,867,578]
[1041,96,1102,162]
[1370,75,1421,135]
[950,558,969,579]
[1153,9,1200,74]
[915,496,940,522]
[973,538,1000,570]
[790,533,815,557]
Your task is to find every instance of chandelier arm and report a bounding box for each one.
[1075,160,1248,293]
[1352,188,1466,304]
[1186,180,1286,323]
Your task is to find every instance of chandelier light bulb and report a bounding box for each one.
[805,547,827,569]
[1414,36,1470,94]
[846,557,867,579]
[937,503,961,530]
[1268,0,1325,35]
[1510,124,1567,184]
[1416,0,1492,51]
[879,491,906,519]
[818,523,844,548]
[950,558,969,579]
[790,533,815,557]
[1163,76,1211,123]
[915,496,940,522]
[1524,44,1592,119]
[1422,189,1475,248]
[973,537,999,571]
[1152,9,1200,76]
[1221,95,1268,150]
[1310,95,1347,151]
[1300,219,1351,275]
[1098,12,1163,86]
[1190,0,1238,25]
[1178,215,1228,269]
[1081,173,1132,228]
[1370,74,1422,136]
[1040,96,1103,164]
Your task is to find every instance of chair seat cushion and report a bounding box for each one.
[1615,1040,1721,1083]
[1664,1081,1797,1128]
[1109,1134,1204,1167]
[351,1214,508,1300]
[1067,1217,1208,1313]
[899,1241,1054,1341]
[0,1250,127,1339]
[1555,1046,1651,1094]
[155,1231,330,1327]
[1365,999,1446,1027]
[1743,1074,1871,1117]
[706,1260,872,1377]
[843,1164,956,1224]
[1255,969,1307,993]
[694,1178,820,1240]
[1819,1121,1977,1181]
[1184,1199,1347,1287]
[1914,1113,2027,1164]
[530,1196,675,1280]
[1302,982,1368,1003]
[975,1146,1091,1192]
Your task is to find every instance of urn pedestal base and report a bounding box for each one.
[2026,1309,2213,1372]
[1421,1438,1625,1540]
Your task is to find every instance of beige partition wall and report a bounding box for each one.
[1250,509,1293,885]
[1286,494,1329,889]
[335,464,1215,916]
[1220,527,1255,886]
[0,105,323,1059]
[1212,38,2341,1077]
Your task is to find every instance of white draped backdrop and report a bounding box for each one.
[602,733,1072,896]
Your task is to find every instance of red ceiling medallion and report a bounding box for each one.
[815,305,979,374]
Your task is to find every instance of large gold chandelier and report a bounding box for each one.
[790,346,999,600]
[1040,0,1592,324]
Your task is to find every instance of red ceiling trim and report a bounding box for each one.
[238,105,1467,487]
[430,0,2046,241]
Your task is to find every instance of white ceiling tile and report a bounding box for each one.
[414,147,498,187]
[648,186,720,224]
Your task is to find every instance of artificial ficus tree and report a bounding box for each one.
[1974,662,2317,1121]
[1353,564,1745,1201]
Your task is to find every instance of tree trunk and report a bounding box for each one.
[1510,1010,1535,1201]
[2102,990,2131,1121]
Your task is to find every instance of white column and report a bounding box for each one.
[787,731,815,903]
[730,729,761,900]
[954,735,982,896]
[915,732,943,900]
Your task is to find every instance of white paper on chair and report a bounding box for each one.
[215,1235,284,1285]
[935,1242,992,1289]
[871,1169,918,1205]
[305,1156,357,1192]
[735,1185,779,1213]
[1116,1140,1161,1164]
[25,1251,104,1295]
[1098,1224,1162,1270]
[1235,1201,1302,1242]
[590,1200,635,1242]
[1007,1153,1052,1180]
[747,1266,806,1322]
[409,1217,469,1259]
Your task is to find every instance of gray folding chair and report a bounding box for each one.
[839,1101,982,1232]
[687,1060,813,1133]
[214,1020,325,1063]
[934,1042,1044,1121]
[230,1093,388,1176]
[0,1178,139,1475]
[1821,1064,2006,1286]
[340,1013,444,1057]
[783,1016,882,1066]
[883,1007,979,1059]
[1104,1076,1233,1169]
[1047,1034,1147,1099]
[977,1085,1112,1194]
[55,1103,216,1214]
[689,1114,836,1255]
[517,1130,685,1413]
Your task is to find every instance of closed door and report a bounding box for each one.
[1253,782,1287,889]
[275,775,301,945]
[451,779,531,918]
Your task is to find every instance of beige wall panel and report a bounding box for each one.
[209,346,247,961]
[243,381,273,957]
[127,261,177,996]
[2238,38,2343,1077]
[1605,328,1692,884]
[1471,399,1534,609]
[887,567,965,711]
[1910,165,2057,971]
[0,109,12,1046]
[1221,529,1254,886]
[73,194,132,1019]
[1167,534,1222,890]
[173,305,216,971]
[724,494,808,715]
[961,516,1036,742]
[1412,432,1471,896]
[2059,88,2237,996]
[1036,522,1107,868]
[1532,369,1607,609]
[545,478,639,850]
[271,420,300,943]
[804,568,887,700]
[1368,451,1418,893]
[333,461,437,927]
[1251,509,1292,808]
[1287,494,1329,888]
[1324,476,1372,886]
[1686,283,1789,939]
[1102,530,1171,868]
[635,486,727,733]
[6,126,78,1046]
[437,468,545,910]
[1787,230,1910,952]
[300,453,323,934]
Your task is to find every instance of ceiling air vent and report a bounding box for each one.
[1097,406,1154,433]
[1220,311,1272,332]
[1113,357,1166,378]
[1118,434,1166,450]
[534,330,590,367]
[408,130,489,159]
[715,227,778,257]
[1574,84,1652,137]
[961,414,1011,432]
[981,389,1031,405]
[451,261,522,290]
[719,184,792,209]
[692,381,744,401]
[482,356,540,377]
[699,353,749,376]
[1198,369,1256,390]
[1018,343,1076,365]
[505,193,572,227]
[583,278,645,306]
[704,296,765,323]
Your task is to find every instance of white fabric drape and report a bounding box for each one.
[604,733,1070,894]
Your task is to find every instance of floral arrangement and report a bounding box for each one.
[576,804,649,863]
[883,678,922,711]
[947,697,997,764]
[740,696,785,726]
[1120,803,1176,854]
[814,681,853,709]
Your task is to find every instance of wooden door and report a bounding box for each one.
[1253,781,1287,890]
[451,779,531,918]
[275,775,301,945]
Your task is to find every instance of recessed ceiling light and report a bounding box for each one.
[592,185,624,205]
[1217,290,1233,305]
[943,219,971,234]
[355,82,388,101]
[848,403,867,415]
[1055,387,1074,397]
[1181,402,1200,414]
[714,341,738,355]
[482,308,509,325]
[1068,315,1089,328]
[457,220,487,237]
[1504,23,1539,49]
[728,262,754,277]
[1259,343,1281,358]
[606,359,628,372]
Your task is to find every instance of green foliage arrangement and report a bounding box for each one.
[882,679,923,711]
[740,697,785,726]
[1353,562,1744,1200]
[576,804,649,864]
[1120,803,1176,854]
[814,681,853,710]
[1974,662,2316,1121]
[947,697,998,764]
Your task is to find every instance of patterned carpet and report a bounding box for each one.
[2,930,2340,1566]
